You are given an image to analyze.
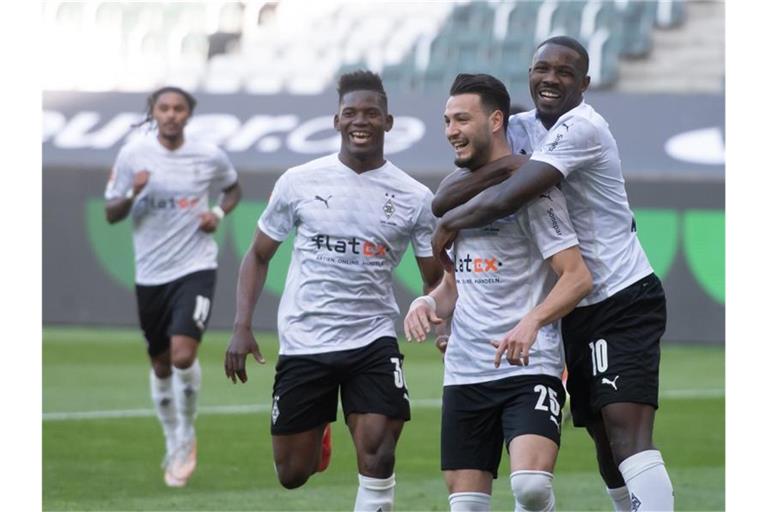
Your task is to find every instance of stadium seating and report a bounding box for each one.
[42,0,697,94]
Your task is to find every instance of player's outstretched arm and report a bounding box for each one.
[493,246,592,367]
[431,154,529,218]
[432,161,562,267]
[225,229,280,383]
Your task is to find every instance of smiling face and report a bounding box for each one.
[334,90,392,170]
[443,93,497,171]
[152,92,191,142]
[529,43,590,128]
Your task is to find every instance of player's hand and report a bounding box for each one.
[198,211,220,233]
[431,221,457,271]
[225,326,265,383]
[133,170,150,196]
[435,334,449,354]
[404,301,443,342]
[491,316,539,368]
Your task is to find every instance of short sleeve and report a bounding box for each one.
[523,187,579,259]
[104,145,134,200]
[530,116,601,179]
[410,189,436,257]
[211,147,238,190]
[257,172,296,242]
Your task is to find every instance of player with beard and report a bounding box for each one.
[404,73,592,512]
[105,86,242,487]
[431,37,674,511]
[224,70,443,511]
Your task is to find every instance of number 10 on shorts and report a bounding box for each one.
[589,339,608,375]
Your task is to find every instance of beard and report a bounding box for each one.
[454,154,482,170]
[453,139,491,171]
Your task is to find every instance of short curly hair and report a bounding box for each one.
[336,70,387,110]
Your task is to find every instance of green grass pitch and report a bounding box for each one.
[43,327,724,510]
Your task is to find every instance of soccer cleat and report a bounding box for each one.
[164,468,186,488]
[162,450,185,487]
[317,423,332,472]
[168,436,197,486]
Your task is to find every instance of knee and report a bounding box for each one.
[607,429,652,464]
[275,464,311,490]
[359,446,395,477]
[171,344,197,369]
[510,471,554,512]
[151,359,172,379]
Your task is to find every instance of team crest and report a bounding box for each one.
[383,193,396,219]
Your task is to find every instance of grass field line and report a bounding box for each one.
[43,388,724,421]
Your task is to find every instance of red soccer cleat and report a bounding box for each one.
[317,423,332,472]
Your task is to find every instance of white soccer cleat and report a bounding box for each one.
[162,449,185,487]
[164,468,186,488]
[168,436,197,486]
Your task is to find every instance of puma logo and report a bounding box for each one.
[315,195,332,208]
[601,375,619,391]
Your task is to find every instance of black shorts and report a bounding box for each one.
[441,374,565,478]
[135,269,216,357]
[270,337,411,435]
[562,273,667,427]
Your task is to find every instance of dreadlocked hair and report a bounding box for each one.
[132,86,197,130]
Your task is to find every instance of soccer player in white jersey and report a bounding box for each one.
[431,37,674,511]
[104,86,241,487]
[405,73,592,512]
[224,71,443,511]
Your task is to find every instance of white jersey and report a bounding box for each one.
[105,133,238,285]
[258,153,435,356]
[507,102,653,306]
[445,187,578,386]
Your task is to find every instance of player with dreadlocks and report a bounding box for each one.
[105,85,242,487]
[225,70,443,510]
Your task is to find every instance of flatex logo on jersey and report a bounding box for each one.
[453,252,503,285]
[138,194,201,211]
[310,234,390,267]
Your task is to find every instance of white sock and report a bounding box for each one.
[354,473,396,512]
[606,485,631,512]
[510,470,555,512]
[618,450,674,511]
[172,359,201,441]
[448,492,491,511]
[149,370,178,455]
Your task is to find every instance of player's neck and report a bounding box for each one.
[487,138,512,164]
[338,151,386,174]
[157,133,185,151]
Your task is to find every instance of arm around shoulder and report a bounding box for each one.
[432,154,528,218]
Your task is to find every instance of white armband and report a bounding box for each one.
[409,295,437,313]
[211,205,225,220]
